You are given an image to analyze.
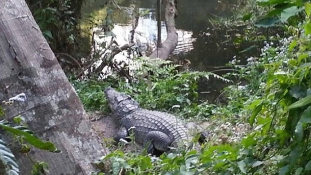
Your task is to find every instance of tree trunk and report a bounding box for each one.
[149,0,178,60]
[0,1,106,174]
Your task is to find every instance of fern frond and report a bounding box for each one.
[0,136,19,175]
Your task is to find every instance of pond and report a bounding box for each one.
[81,0,259,102]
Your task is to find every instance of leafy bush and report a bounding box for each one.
[73,80,112,112]
[220,3,311,174]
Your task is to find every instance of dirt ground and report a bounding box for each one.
[87,111,119,143]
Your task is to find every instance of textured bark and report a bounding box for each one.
[0,0,106,174]
[149,0,178,60]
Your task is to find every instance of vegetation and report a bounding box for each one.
[73,1,311,174]
[73,58,229,119]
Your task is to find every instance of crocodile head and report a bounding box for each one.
[104,87,139,117]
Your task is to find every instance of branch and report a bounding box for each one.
[149,0,178,60]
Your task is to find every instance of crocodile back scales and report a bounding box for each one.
[121,108,189,146]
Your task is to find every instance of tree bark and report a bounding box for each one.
[0,1,106,174]
[149,0,178,60]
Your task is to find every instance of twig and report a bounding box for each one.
[93,43,134,76]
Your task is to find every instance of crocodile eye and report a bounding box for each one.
[116,94,132,104]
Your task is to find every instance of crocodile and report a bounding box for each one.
[104,87,190,155]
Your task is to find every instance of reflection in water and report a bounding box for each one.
[105,8,195,56]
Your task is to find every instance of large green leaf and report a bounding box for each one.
[288,95,311,109]
[280,6,302,22]
[0,122,59,152]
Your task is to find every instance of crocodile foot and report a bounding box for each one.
[114,127,132,144]
[145,131,172,155]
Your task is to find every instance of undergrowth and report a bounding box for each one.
[73,58,230,120]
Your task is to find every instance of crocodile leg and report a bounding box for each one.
[145,131,172,154]
[114,127,131,144]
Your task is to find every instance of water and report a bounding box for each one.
[116,0,248,71]
[82,0,256,102]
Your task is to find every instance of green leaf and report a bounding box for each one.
[280,6,301,22]
[289,85,306,99]
[305,160,311,170]
[297,53,309,62]
[249,103,263,126]
[0,124,59,152]
[139,156,152,170]
[242,13,252,21]
[294,107,311,142]
[295,167,303,175]
[295,121,303,142]
[279,165,290,175]
[276,129,289,146]
[305,2,311,18]
[288,39,297,51]
[303,21,311,35]
[288,95,311,109]
[238,160,247,174]
[246,99,262,110]
[43,30,53,39]
[298,107,311,123]
[241,135,257,148]
[289,146,302,168]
